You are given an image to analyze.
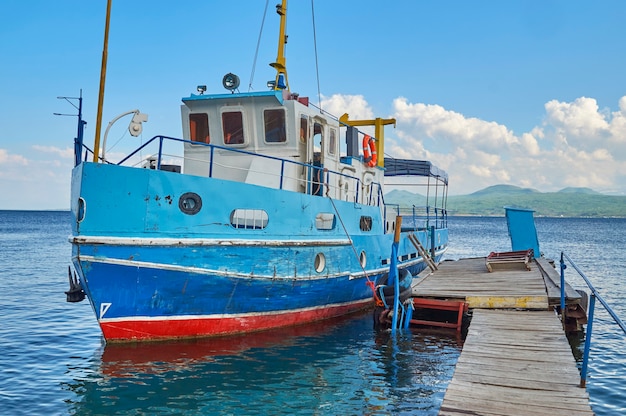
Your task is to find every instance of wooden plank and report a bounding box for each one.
[444,381,590,406]
[412,257,550,310]
[465,295,548,309]
[441,390,590,415]
[440,310,593,415]
[451,371,586,393]
[536,257,581,302]
[453,361,581,385]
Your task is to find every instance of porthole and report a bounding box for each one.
[314,253,326,273]
[359,251,367,268]
[77,197,86,223]
[179,192,202,215]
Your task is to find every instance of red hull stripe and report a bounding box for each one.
[100,299,372,341]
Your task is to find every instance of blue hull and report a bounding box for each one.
[71,161,447,341]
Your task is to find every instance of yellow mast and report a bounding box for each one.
[270,0,289,91]
[92,0,112,162]
[339,114,396,168]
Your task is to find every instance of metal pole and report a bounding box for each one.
[93,0,112,162]
[391,216,402,336]
[75,92,85,166]
[430,225,436,259]
[560,253,566,329]
[157,138,163,169]
[580,294,596,388]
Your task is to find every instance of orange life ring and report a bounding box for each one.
[362,135,377,167]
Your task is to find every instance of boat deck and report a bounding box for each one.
[411,257,593,415]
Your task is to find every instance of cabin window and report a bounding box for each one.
[222,111,245,145]
[230,209,268,229]
[300,115,309,143]
[328,128,337,155]
[189,113,209,144]
[264,109,286,143]
[359,216,373,232]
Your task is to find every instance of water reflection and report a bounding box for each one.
[65,312,462,415]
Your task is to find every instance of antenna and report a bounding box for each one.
[55,90,86,167]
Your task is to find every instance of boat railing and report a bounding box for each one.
[384,204,447,231]
[82,134,385,207]
[559,252,626,388]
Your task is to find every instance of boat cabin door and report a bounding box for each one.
[299,115,325,196]
[311,118,325,196]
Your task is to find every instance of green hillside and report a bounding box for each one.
[384,185,626,217]
[468,184,540,197]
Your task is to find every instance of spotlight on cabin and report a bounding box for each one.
[197,85,207,95]
[222,73,240,92]
[128,111,149,137]
[267,80,276,89]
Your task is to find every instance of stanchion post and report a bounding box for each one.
[559,253,566,329]
[580,294,596,388]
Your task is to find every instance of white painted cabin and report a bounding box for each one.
[179,90,383,205]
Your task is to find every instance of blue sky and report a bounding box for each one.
[1,0,625,209]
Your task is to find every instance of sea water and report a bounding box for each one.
[0,211,624,415]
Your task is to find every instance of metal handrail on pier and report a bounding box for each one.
[560,252,626,388]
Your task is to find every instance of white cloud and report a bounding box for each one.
[0,148,71,209]
[320,94,375,133]
[520,133,540,156]
[32,145,73,159]
[392,97,519,152]
[545,97,610,141]
[543,97,626,160]
[0,148,29,166]
[316,93,625,195]
[373,95,626,195]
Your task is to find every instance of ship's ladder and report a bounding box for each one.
[408,233,438,272]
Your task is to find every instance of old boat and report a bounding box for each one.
[68,1,449,341]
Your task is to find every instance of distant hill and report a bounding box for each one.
[384,189,426,205]
[384,184,626,217]
[468,185,540,197]
[557,187,600,195]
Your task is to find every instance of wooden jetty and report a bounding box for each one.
[411,256,593,415]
